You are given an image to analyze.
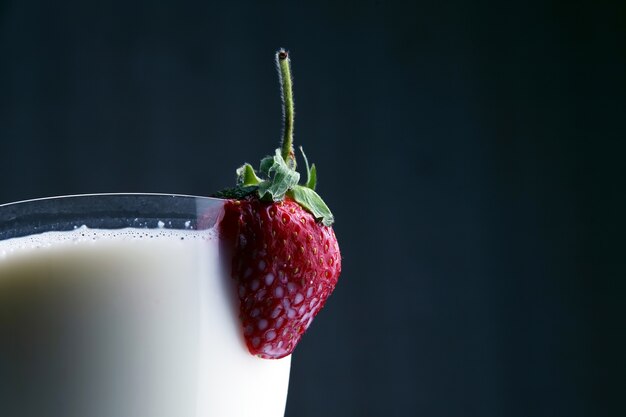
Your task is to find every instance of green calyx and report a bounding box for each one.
[214,49,334,226]
[221,146,334,226]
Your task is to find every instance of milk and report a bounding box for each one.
[0,227,291,417]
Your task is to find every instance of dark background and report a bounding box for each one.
[1,1,624,416]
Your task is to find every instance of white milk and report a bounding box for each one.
[0,227,290,417]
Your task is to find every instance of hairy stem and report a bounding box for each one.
[276,49,295,168]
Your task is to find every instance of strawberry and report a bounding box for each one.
[215,49,341,359]
[221,198,340,358]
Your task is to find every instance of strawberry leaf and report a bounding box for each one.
[307,164,317,190]
[258,149,300,201]
[298,146,317,190]
[288,185,334,226]
[237,163,262,185]
[212,185,258,199]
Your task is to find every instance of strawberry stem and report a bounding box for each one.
[277,49,295,169]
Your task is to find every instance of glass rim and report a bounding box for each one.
[0,193,226,242]
[0,192,223,209]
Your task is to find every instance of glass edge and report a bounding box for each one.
[0,192,225,209]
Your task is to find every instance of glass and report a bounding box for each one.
[0,194,291,417]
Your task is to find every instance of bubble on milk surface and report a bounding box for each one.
[0,223,219,257]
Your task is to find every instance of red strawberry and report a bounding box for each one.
[221,198,340,358]
[214,49,341,358]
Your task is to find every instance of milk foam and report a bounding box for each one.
[0,225,215,260]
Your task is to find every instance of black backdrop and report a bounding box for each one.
[1,1,624,416]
